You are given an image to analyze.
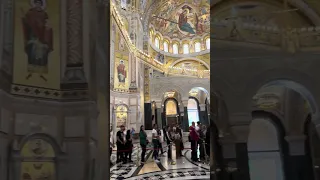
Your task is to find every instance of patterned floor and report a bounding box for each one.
[125,168,210,180]
[110,144,152,180]
[110,142,210,179]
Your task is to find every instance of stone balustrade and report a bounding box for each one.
[212,19,320,50]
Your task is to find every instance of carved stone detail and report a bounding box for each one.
[63,0,86,84]
[1,0,13,75]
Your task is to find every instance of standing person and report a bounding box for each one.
[125,130,133,163]
[116,125,126,163]
[157,127,164,155]
[198,125,206,161]
[163,126,173,161]
[189,122,199,162]
[205,126,210,160]
[139,125,148,164]
[152,124,160,162]
[176,125,183,156]
[174,127,182,158]
[110,126,115,166]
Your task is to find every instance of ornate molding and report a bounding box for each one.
[62,0,86,87]
[11,84,89,101]
[212,20,320,52]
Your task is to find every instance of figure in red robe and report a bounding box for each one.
[22,0,53,81]
[117,60,127,84]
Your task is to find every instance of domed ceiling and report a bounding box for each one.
[149,0,210,39]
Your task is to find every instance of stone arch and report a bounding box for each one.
[169,57,210,69]
[13,133,64,180]
[19,133,62,153]
[243,68,320,126]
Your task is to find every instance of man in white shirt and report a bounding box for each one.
[152,124,160,162]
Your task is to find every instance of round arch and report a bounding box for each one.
[170,57,210,70]
[244,69,320,126]
[248,111,287,180]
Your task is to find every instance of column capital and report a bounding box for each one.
[284,135,306,156]
[199,104,206,111]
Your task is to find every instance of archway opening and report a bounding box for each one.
[248,112,286,180]
[165,98,179,127]
[187,98,199,127]
[248,80,320,180]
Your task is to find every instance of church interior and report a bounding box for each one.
[1,0,320,180]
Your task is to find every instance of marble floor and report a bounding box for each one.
[110,142,210,179]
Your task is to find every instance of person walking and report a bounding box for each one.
[152,124,160,162]
[164,126,173,161]
[139,125,148,164]
[189,122,199,162]
[125,129,133,163]
[116,125,126,163]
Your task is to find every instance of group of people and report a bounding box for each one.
[110,125,134,164]
[139,123,185,164]
[189,121,210,162]
[110,121,210,166]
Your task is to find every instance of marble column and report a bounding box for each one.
[94,1,110,180]
[285,135,314,180]
[62,0,87,89]
[199,104,208,126]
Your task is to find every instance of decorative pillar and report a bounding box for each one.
[129,53,137,90]
[62,0,87,89]
[199,103,208,126]
[285,135,314,180]
[1,0,13,75]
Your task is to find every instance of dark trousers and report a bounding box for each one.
[159,142,164,154]
[205,142,210,158]
[167,141,172,159]
[140,144,147,162]
[116,143,124,162]
[199,141,205,160]
[191,140,198,161]
[152,139,159,160]
[125,142,132,161]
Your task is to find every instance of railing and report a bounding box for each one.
[211,19,320,49]
[110,2,210,79]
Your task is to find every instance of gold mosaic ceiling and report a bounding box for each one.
[149,0,210,39]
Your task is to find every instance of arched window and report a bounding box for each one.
[187,98,199,127]
[195,42,201,52]
[155,37,160,49]
[206,38,210,49]
[173,43,179,54]
[183,44,189,54]
[163,41,169,52]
